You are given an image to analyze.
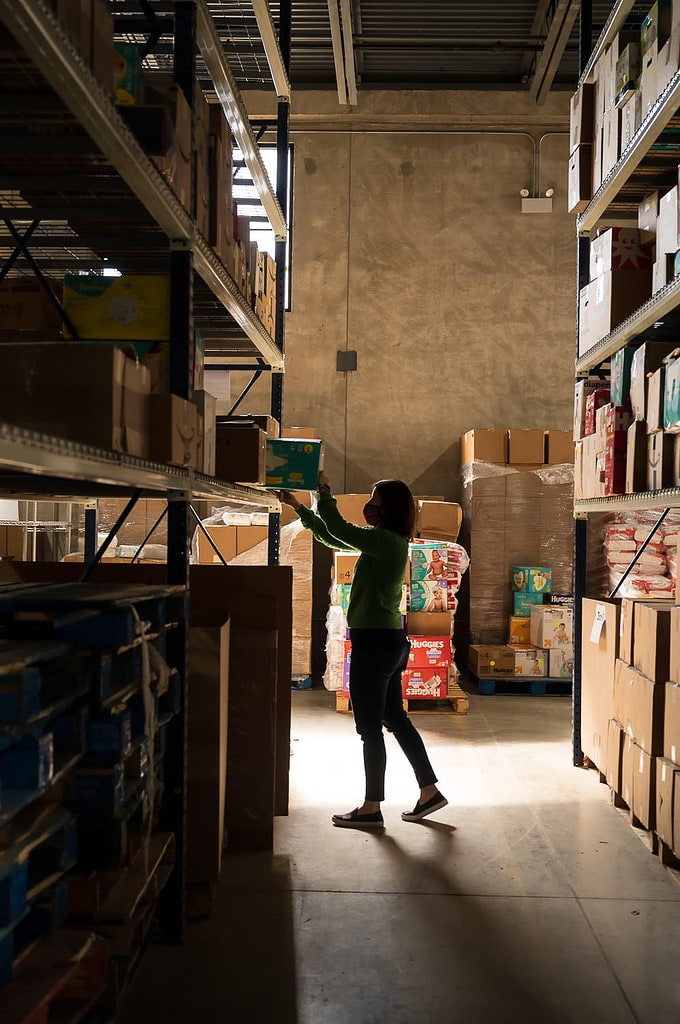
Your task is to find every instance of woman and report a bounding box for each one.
[277,472,447,829]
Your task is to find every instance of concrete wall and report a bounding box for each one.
[241,90,575,501]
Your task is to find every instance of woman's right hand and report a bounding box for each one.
[273,489,302,510]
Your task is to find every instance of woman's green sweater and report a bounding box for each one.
[297,491,407,630]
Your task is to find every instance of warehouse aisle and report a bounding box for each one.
[122,690,680,1023]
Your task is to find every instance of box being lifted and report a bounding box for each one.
[265,439,324,490]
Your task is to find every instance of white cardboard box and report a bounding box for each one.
[530,606,575,649]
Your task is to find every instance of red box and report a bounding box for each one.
[585,389,611,435]
[407,635,452,668]
[401,667,448,700]
[605,404,633,495]
[342,639,351,693]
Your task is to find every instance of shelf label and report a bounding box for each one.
[589,603,607,643]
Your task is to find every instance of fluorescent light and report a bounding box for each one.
[326,0,347,105]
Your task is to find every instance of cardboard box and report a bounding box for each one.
[567,145,593,214]
[149,394,198,468]
[460,428,507,465]
[514,647,547,677]
[509,616,531,646]
[642,0,673,54]
[626,420,648,492]
[620,92,641,151]
[90,0,114,91]
[281,426,318,439]
[265,438,324,490]
[619,598,638,665]
[512,566,552,594]
[569,82,595,149]
[513,592,545,616]
[63,274,171,344]
[664,350,680,432]
[194,390,217,476]
[406,611,454,637]
[187,622,230,885]
[334,551,360,584]
[549,646,575,678]
[647,366,666,432]
[590,228,652,278]
[655,756,680,846]
[469,645,515,678]
[632,743,655,829]
[0,344,150,457]
[408,580,451,613]
[633,601,672,683]
[581,598,620,770]
[583,270,652,353]
[601,105,621,178]
[606,719,625,793]
[612,347,634,406]
[0,277,63,333]
[335,494,371,526]
[208,105,233,262]
[144,78,192,212]
[530,606,574,649]
[671,607,680,684]
[508,429,545,466]
[195,525,237,564]
[605,404,633,495]
[223,415,280,437]
[631,341,678,420]
[622,733,635,807]
[653,253,676,292]
[194,83,211,240]
[647,429,675,490]
[639,191,660,232]
[640,46,659,118]
[615,42,641,107]
[658,186,679,255]
[416,501,462,542]
[544,430,573,465]
[664,680,680,761]
[574,380,607,439]
[401,667,448,700]
[214,424,267,484]
[407,636,452,669]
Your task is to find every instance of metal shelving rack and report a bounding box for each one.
[0,0,291,943]
[572,2,680,766]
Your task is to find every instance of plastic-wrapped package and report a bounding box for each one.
[601,508,678,598]
[323,603,349,691]
[608,572,674,598]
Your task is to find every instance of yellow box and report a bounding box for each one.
[63,274,171,345]
[509,616,531,645]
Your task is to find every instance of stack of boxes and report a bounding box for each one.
[581,593,680,849]
[568,3,680,217]
[469,566,574,681]
[459,429,574,663]
[575,335,680,498]
[604,513,680,598]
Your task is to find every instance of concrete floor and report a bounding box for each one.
[122,688,680,1023]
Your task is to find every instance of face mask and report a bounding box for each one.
[363,503,382,527]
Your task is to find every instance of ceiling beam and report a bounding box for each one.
[520,0,553,76]
[339,0,358,106]
[249,0,291,100]
[326,0,348,105]
[530,0,581,104]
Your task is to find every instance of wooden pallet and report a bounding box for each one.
[335,691,468,715]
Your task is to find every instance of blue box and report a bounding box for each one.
[0,734,53,791]
[0,668,41,725]
[511,566,552,593]
[87,708,132,763]
[513,592,544,616]
[611,347,634,406]
[73,764,125,812]
[265,438,324,489]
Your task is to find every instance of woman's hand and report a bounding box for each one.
[318,471,331,492]
[273,489,302,509]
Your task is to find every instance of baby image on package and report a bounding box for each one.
[408,580,450,613]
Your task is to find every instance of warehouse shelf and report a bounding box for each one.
[577,0,636,88]
[575,489,680,513]
[0,0,284,369]
[575,276,680,373]
[0,421,279,508]
[577,71,680,233]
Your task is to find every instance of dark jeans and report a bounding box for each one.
[349,628,438,802]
